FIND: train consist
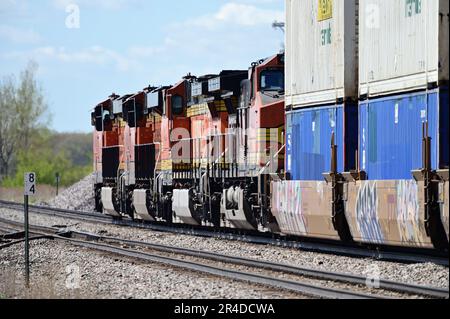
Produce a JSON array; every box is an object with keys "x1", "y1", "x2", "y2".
[{"x1": 92, "y1": 0, "x2": 449, "y2": 251}]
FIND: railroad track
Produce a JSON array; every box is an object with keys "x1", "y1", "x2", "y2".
[
  {"x1": 0, "y1": 215, "x2": 448, "y2": 299},
  {"x1": 0, "y1": 217, "x2": 377, "y2": 299},
  {"x1": 0, "y1": 200, "x2": 448, "y2": 266}
]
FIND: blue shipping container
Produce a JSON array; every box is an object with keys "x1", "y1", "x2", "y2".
[
  {"x1": 359, "y1": 87, "x2": 449, "y2": 180},
  {"x1": 286, "y1": 103, "x2": 358, "y2": 181}
]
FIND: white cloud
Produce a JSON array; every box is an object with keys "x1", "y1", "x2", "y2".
[
  {"x1": 0, "y1": 25, "x2": 41, "y2": 44},
  {"x1": 1, "y1": 1, "x2": 284, "y2": 88},
  {"x1": 184, "y1": 2, "x2": 284, "y2": 29}
]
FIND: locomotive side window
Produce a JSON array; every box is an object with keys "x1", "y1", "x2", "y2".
[
  {"x1": 125, "y1": 99, "x2": 136, "y2": 127},
  {"x1": 103, "y1": 110, "x2": 111, "y2": 122},
  {"x1": 100, "y1": 108, "x2": 113, "y2": 131},
  {"x1": 94, "y1": 106, "x2": 103, "y2": 131},
  {"x1": 260, "y1": 69, "x2": 284, "y2": 91},
  {"x1": 171, "y1": 95, "x2": 184, "y2": 116}
]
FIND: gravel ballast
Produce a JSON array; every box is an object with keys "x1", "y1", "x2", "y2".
[
  {"x1": 0, "y1": 239, "x2": 307, "y2": 299},
  {"x1": 40, "y1": 174, "x2": 95, "y2": 212},
  {"x1": 2, "y1": 175, "x2": 448, "y2": 297},
  {"x1": 0, "y1": 207, "x2": 448, "y2": 291}
]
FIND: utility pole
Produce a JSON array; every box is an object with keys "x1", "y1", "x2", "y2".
[
  {"x1": 272, "y1": 21, "x2": 285, "y2": 52},
  {"x1": 272, "y1": 21, "x2": 285, "y2": 34},
  {"x1": 55, "y1": 172, "x2": 60, "y2": 196}
]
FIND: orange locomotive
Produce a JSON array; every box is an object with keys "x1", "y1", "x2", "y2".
[
  {"x1": 171, "y1": 55, "x2": 285, "y2": 229},
  {"x1": 91, "y1": 93, "x2": 129, "y2": 215},
  {"x1": 92, "y1": 54, "x2": 285, "y2": 231}
]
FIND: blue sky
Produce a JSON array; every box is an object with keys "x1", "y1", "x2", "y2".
[{"x1": 0, "y1": 0, "x2": 284, "y2": 132}]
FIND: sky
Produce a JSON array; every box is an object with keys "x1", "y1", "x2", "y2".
[{"x1": 0, "y1": 0, "x2": 285, "y2": 133}]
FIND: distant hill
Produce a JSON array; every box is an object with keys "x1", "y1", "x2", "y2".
[
  {"x1": 1, "y1": 130, "x2": 93, "y2": 187},
  {"x1": 49, "y1": 132, "x2": 92, "y2": 166}
]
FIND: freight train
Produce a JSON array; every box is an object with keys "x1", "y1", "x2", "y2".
[{"x1": 91, "y1": 0, "x2": 449, "y2": 251}]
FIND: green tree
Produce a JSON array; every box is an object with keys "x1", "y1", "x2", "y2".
[
  {"x1": 0, "y1": 61, "x2": 49, "y2": 181},
  {"x1": 2, "y1": 129, "x2": 92, "y2": 187}
]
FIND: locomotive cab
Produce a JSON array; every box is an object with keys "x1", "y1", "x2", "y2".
[
  {"x1": 100, "y1": 95, "x2": 129, "y2": 217},
  {"x1": 220, "y1": 54, "x2": 285, "y2": 231},
  {"x1": 91, "y1": 93, "x2": 125, "y2": 216},
  {"x1": 129, "y1": 86, "x2": 169, "y2": 221}
]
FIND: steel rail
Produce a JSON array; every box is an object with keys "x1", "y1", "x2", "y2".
[
  {"x1": 56, "y1": 234, "x2": 379, "y2": 299},
  {"x1": 0, "y1": 199, "x2": 448, "y2": 267},
  {"x1": 0, "y1": 216, "x2": 447, "y2": 299},
  {"x1": 0, "y1": 236, "x2": 52, "y2": 250},
  {"x1": 83, "y1": 232, "x2": 450, "y2": 299},
  {"x1": 0, "y1": 222, "x2": 54, "y2": 249},
  {"x1": 0, "y1": 217, "x2": 378, "y2": 299}
]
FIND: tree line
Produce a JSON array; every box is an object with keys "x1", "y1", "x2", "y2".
[{"x1": 0, "y1": 62, "x2": 92, "y2": 187}]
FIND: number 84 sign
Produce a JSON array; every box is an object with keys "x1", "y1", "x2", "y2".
[{"x1": 24, "y1": 172, "x2": 36, "y2": 196}]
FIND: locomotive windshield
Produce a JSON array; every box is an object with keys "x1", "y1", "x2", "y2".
[
  {"x1": 171, "y1": 95, "x2": 184, "y2": 116},
  {"x1": 260, "y1": 69, "x2": 284, "y2": 91}
]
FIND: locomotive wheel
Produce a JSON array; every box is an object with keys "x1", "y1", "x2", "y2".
[{"x1": 94, "y1": 185, "x2": 103, "y2": 213}]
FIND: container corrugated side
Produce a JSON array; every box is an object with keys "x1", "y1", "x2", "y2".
[
  {"x1": 359, "y1": 0, "x2": 449, "y2": 98},
  {"x1": 359, "y1": 88, "x2": 448, "y2": 180},
  {"x1": 285, "y1": 0, "x2": 359, "y2": 108},
  {"x1": 286, "y1": 103, "x2": 358, "y2": 181}
]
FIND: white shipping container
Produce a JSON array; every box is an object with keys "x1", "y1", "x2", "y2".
[
  {"x1": 359, "y1": 0, "x2": 449, "y2": 97},
  {"x1": 285, "y1": 0, "x2": 359, "y2": 108}
]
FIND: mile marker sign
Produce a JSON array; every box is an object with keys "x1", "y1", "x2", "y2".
[
  {"x1": 24, "y1": 172, "x2": 36, "y2": 196},
  {"x1": 23, "y1": 172, "x2": 35, "y2": 287}
]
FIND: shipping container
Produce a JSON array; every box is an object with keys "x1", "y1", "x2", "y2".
[
  {"x1": 359, "y1": 87, "x2": 449, "y2": 180},
  {"x1": 286, "y1": 103, "x2": 358, "y2": 180},
  {"x1": 359, "y1": 0, "x2": 449, "y2": 98},
  {"x1": 285, "y1": 0, "x2": 359, "y2": 108}
]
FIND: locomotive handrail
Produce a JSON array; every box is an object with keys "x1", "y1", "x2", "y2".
[
  {"x1": 258, "y1": 143, "x2": 286, "y2": 176},
  {"x1": 153, "y1": 142, "x2": 162, "y2": 197}
]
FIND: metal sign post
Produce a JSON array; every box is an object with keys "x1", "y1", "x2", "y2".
[
  {"x1": 24, "y1": 172, "x2": 36, "y2": 288},
  {"x1": 55, "y1": 172, "x2": 60, "y2": 196}
]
